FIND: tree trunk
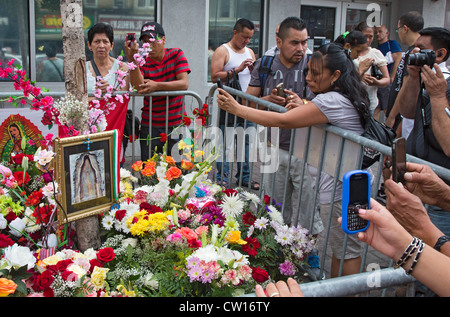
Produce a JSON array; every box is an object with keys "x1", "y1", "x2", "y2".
[{"x1": 60, "y1": 0, "x2": 101, "y2": 252}]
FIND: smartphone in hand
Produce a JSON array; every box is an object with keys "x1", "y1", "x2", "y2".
[
  {"x1": 392, "y1": 137, "x2": 407, "y2": 185},
  {"x1": 126, "y1": 33, "x2": 135, "y2": 47},
  {"x1": 342, "y1": 170, "x2": 371, "y2": 234}
]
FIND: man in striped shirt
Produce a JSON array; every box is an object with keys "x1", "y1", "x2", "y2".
[{"x1": 125, "y1": 22, "x2": 191, "y2": 161}]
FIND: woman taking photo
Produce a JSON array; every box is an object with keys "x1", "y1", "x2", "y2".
[
  {"x1": 217, "y1": 42, "x2": 370, "y2": 278},
  {"x1": 85, "y1": 22, "x2": 130, "y2": 162}
]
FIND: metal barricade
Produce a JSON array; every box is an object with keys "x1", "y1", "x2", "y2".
[
  {"x1": 206, "y1": 84, "x2": 450, "y2": 297},
  {"x1": 0, "y1": 90, "x2": 204, "y2": 166}
]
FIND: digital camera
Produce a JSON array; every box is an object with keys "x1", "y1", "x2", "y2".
[
  {"x1": 371, "y1": 62, "x2": 383, "y2": 80},
  {"x1": 407, "y1": 49, "x2": 436, "y2": 67}
]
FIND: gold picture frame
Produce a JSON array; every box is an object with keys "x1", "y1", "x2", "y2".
[{"x1": 54, "y1": 130, "x2": 120, "y2": 225}]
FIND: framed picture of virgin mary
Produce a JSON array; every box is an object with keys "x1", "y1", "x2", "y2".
[{"x1": 54, "y1": 130, "x2": 120, "y2": 225}]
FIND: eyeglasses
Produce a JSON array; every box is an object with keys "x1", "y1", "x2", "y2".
[{"x1": 395, "y1": 25, "x2": 404, "y2": 33}]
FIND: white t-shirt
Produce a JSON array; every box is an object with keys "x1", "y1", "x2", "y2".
[
  {"x1": 307, "y1": 91, "x2": 365, "y2": 204},
  {"x1": 222, "y1": 44, "x2": 253, "y2": 92},
  {"x1": 353, "y1": 47, "x2": 388, "y2": 111}
]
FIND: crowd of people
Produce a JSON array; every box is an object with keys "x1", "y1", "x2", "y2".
[{"x1": 80, "y1": 11, "x2": 449, "y2": 297}]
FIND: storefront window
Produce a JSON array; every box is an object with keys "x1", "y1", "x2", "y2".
[
  {"x1": 0, "y1": 0, "x2": 29, "y2": 81},
  {"x1": 208, "y1": 0, "x2": 263, "y2": 82},
  {"x1": 301, "y1": 5, "x2": 336, "y2": 52},
  {"x1": 34, "y1": 0, "x2": 156, "y2": 82}
]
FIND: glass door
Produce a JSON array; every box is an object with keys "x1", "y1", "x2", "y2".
[
  {"x1": 341, "y1": 1, "x2": 391, "y2": 32},
  {"x1": 300, "y1": 0, "x2": 341, "y2": 52}
]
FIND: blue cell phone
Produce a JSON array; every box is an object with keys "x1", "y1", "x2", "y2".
[{"x1": 342, "y1": 170, "x2": 370, "y2": 234}]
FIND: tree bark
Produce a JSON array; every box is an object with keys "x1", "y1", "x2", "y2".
[{"x1": 60, "y1": 0, "x2": 101, "y2": 252}]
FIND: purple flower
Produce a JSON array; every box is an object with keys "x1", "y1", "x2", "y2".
[{"x1": 279, "y1": 260, "x2": 296, "y2": 276}]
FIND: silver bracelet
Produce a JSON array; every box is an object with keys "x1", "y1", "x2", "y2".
[
  {"x1": 394, "y1": 237, "x2": 420, "y2": 269},
  {"x1": 406, "y1": 240, "x2": 424, "y2": 275}
]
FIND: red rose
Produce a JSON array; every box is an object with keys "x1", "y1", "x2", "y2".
[
  {"x1": 0, "y1": 233, "x2": 15, "y2": 248},
  {"x1": 114, "y1": 209, "x2": 127, "y2": 221},
  {"x1": 97, "y1": 247, "x2": 115, "y2": 263},
  {"x1": 252, "y1": 266, "x2": 269, "y2": 283},
  {"x1": 32, "y1": 270, "x2": 55, "y2": 292},
  {"x1": 160, "y1": 133, "x2": 167, "y2": 143},
  {"x1": 61, "y1": 270, "x2": 78, "y2": 282},
  {"x1": 263, "y1": 195, "x2": 271, "y2": 205},
  {"x1": 13, "y1": 171, "x2": 30, "y2": 186},
  {"x1": 43, "y1": 287, "x2": 55, "y2": 297},
  {"x1": 89, "y1": 259, "x2": 103, "y2": 272},
  {"x1": 222, "y1": 188, "x2": 238, "y2": 197},
  {"x1": 56, "y1": 259, "x2": 73, "y2": 272}
]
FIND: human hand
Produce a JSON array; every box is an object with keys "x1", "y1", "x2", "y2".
[
  {"x1": 402, "y1": 162, "x2": 450, "y2": 208},
  {"x1": 255, "y1": 278, "x2": 304, "y2": 297},
  {"x1": 384, "y1": 179, "x2": 435, "y2": 240},
  {"x1": 351, "y1": 198, "x2": 413, "y2": 262},
  {"x1": 138, "y1": 79, "x2": 157, "y2": 94},
  {"x1": 263, "y1": 88, "x2": 287, "y2": 106},
  {"x1": 124, "y1": 40, "x2": 139, "y2": 61},
  {"x1": 237, "y1": 58, "x2": 254, "y2": 73},
  {"x1": 361, "y1": 73, "x2": 376, "y2": 86},
  {"x1": 359, "y1": 58, "x2": 374, "y2": 74},
  {"x1": 421, "y1": 64, "x2": 448, "y2": 99},
  {"x1": 217, "y1": 88, "x2": 240, "y2": 115},
  {"x1": 285, "y1": 90, "x2": 303, "y2": 111},
  {"x1": 96, "y1": 79, "x2": 111, "y2": 94}
]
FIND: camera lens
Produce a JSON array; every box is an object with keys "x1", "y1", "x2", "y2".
[{"x1": 407, "y1": 49, "x2": 436, "y2": 67}]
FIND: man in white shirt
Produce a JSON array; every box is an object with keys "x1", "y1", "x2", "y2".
[{"x1": 210, "y1": 18, "x2": 258, "y2": 189}]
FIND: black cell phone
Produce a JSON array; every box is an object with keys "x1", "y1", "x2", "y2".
[
  {"x1": 342, "y1": 170, "x2": 371, "y2": 234},
  {"x1": 217, "y1": 78, "x2": 223, "y2": 89},
  {"x1": 276, "y1": 82, "x2": 286, "y2": 98},
  {"x1": 392, "y1": 137, "x2": 407, "y2": 184},
  {"x1": 126, "y1": 33, "x2": 135, "y2": 46}
]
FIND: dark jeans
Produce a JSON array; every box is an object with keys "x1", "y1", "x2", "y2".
[
  {"x1": 140, "y1": 124, "x2": 179, "y2": 162},
  {"x1": 216, "y1": 122, "x2": 254, "y2": 185}
]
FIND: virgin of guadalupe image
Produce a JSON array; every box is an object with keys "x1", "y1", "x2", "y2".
[
  {"x1": 0, "y1": 114, "x2": 42, "y2": 162},
  {"x1": 70, "y1": 150, "x2": 106, "y2": 204}
]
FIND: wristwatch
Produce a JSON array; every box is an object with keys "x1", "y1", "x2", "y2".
[{"x1": 434, "y1": 235, "x2": 450, "y2": 251}]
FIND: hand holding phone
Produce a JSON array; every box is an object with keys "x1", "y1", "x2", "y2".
[
  {"x1": 126, "y1": 33, "x2": 135, "y2": 47},
  {"x1": 276, "y1": 83, "x2": 286, "y2": 98},
  {"x1": 392, "y1": 137, "x2": 406, "y2": 184},
  {"x1": 342, "y1": 170, "x2": 371, "y2": 234}
]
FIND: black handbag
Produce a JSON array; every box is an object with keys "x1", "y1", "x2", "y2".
[
  {"x1": 361, "y1": 114, "x2": 397, "y2": 169},
  {"x1": 219, "y1": 69, "x2": 245, "y2": 125}
]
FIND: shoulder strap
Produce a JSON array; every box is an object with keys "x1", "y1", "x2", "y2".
[
  {"x1": 258, "y1": 55, "x2": 275, "y2": 90},
  {"x1": 90, "y1": 60, "x2": 102, "y2": 79}
]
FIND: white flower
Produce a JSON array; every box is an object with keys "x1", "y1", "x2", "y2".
[
  {"x1": 8, "y1": 218, "x2": 25, "y2": 237},
  {"x1": 267, "y1": 205, "x2": 284, "y2": 224},
  {"x1": 242, "y1": 191, "x2": 260, "y2": 207},
  {"x1": 122, "y1": 238, "x2": 138, "y2": 249},
  {"x1": 219, "y1": 194, "x2": 244, "y2": 219},
  {"x1": 143, "y1": 272, "x2": 159, "y2": 289},
  {"x1": 254, "y1": 217, "x2": 269, "y2": 230},
  {"x1": 0, "y1": 214, "x2": 7, "y2": 230},
  {"x1": 102, "y1": 214, "x2": 115, "y2": 230},
  {"x1": 83, "y1": 248, "x2": 98, "y2": 260},
  {"x1": 34, "y1": 148, "x2": 56, "y2": 166},
  {"x1": 4, "y1": 244, "x2": 37, "y2": 270}
]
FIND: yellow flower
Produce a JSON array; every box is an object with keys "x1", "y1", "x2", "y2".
[
  {"x1": 90, "y1": 266, "x2": 110, "y2": 289},
  {"x1": 225, "y1": 231, "x2": 247, "y2": 245},
  {"x1": 42, "y1": 254, "x2": 63, "y2": 266},
  {"x1": 0, "y1": 278, "x2": 17, "y2": 297}
]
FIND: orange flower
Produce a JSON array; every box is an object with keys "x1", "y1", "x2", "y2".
[
  {"x1": 166, "y1": 166, "x2": 182, "y2": 181},
  {"x1": 181, "y1": 159, "x2": 194, "y2": 170},
  {"x1": 131, "y1": 161, "x2": 144, "y2": 171},
  {"x1": 0, "y1": 278, "x2": 17, "y2": 297},
  {"x1": 141, "y1": 165, "x2": 156, "y2": 177},
  {"x1": 165, "y1": 155, "x2": 176, "y2": 166}
]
